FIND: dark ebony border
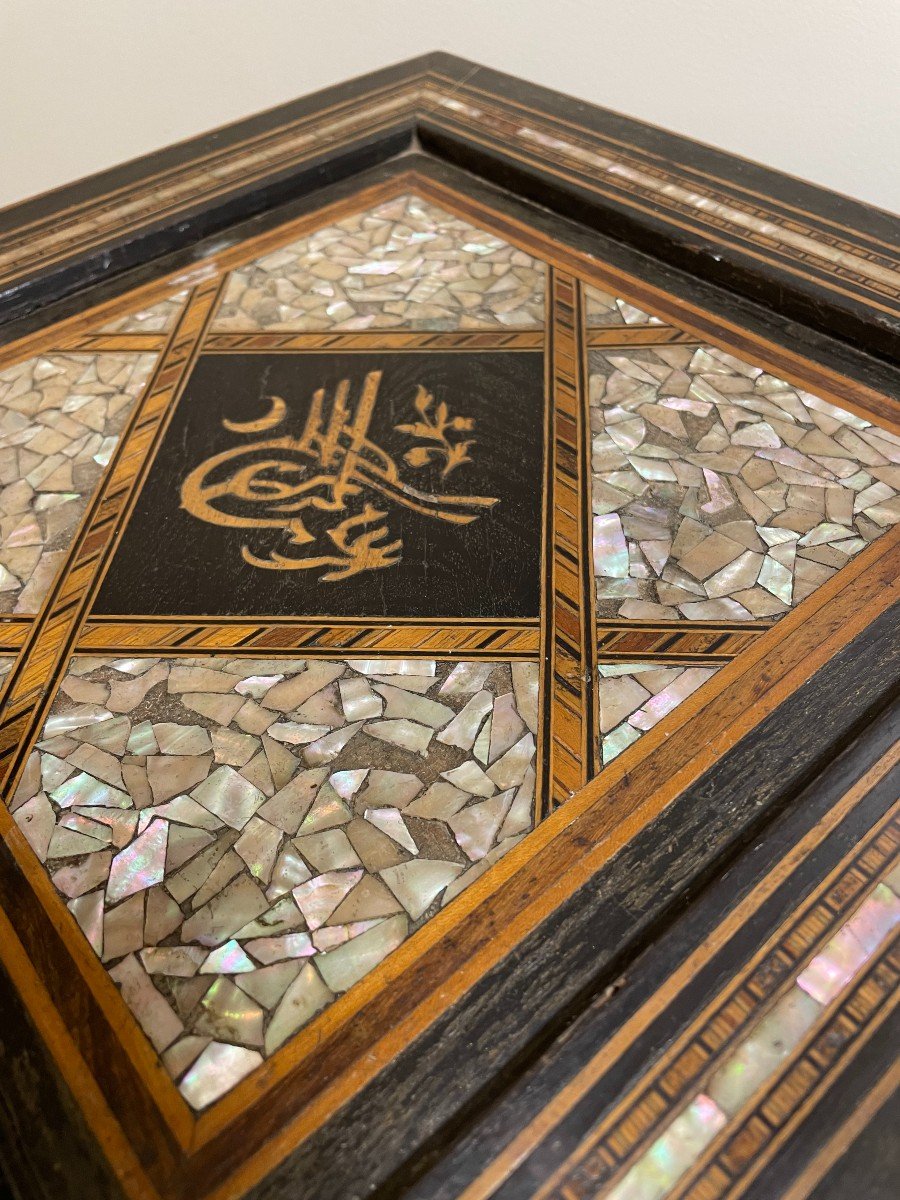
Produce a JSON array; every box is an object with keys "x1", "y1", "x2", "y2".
[
  {"x1": 0, "y1": 53, "x2": 898, "y2": 362},
  {"x1": 0, "y1": 955, "x2": 123, "y2": 1200},
  {"x1": 746, "y1": 1014, "x2": 899, "y2": 1200}
]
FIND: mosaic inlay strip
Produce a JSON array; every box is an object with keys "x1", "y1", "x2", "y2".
[
  {"x1": 584, "y1": 284, "x2": 664, "y2": 329},
  {"x1": 423, "y1": 88, "x2": 900, "y2": 307},
  {"x1": 598, "y1": 662, "x2": 722, "y2": 765},
  {"x1": 595, "y1": 622, "x2": 767, "y2": 662},
  {"x1": 589, "y1": 344, "x2": 900, "y2": 620},
  {"x1": 597, "y1": 879, "x2": 900, "y2": 1200},
  {"x1": 97, "y1": 291, "x2": 189, "y2": 334},
  {"x1": 10, "y1": 655, "x2": 538, "y2": 1109},
  {"x1": 545, "y1": 272, "x2": 596, "y2": 804},
  {"x1": 76, "y1": 619, "x2": 541, "y2": 657},
  {"x1": 211, "y1": 194, "x2": 546, "y2": 333},
  {"x1": 535, "y1": 811, "x2": 900, "y2": 1200},
  {"x1": 0, "y1": 352, "x2": 158, "y2": 613},
  {"x1": 0, "y1": 87, "x2": 422, "y2": 285}
]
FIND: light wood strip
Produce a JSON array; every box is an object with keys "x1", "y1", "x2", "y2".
[
  {"x1": 545, "y1": 271, "x2": 596, "y2": 804},
  {"x1": 52, "y1": 332, "x2": 169, "y2": 354},
  {"x1": 75, "y1": 620, "x2": 541, "y2": 656},
  {"x1": 0, "y1": 279, "x2": 224, "y2": 791},
  {"x1": 202, "y1": 329, "x2": 544, "y2": 353},
  {"x1": 596, "y1": 621, "x2": 773, "y2": 661},
  {"x1": 585, "y1": 326, "x2": 698, "y2": 347},
  {"x1": 0, "y1": 619, "x2": 32, "y2": 651}
]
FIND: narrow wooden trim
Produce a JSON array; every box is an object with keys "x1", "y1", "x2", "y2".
[
  {"x1": 529, "y1": 808, "x2": 900, "y2": 1199},
  {"x1": 201, "y1": 329, "x2": 544, "y2": 353},
  {"x1": 544, "y1": 271, "x2": 596, "y2": 804},
  {"x1": 74, "y1": 620, "x2": 541, "y2": 656},
  {"x1": 50, "y1": 332, "x2": 171, "y2": 354},
  {"x1": 0, "y1": 278, "x2": 225, "y2": 793},
  {"x1": 0, "y1": 618, "x2": 32, "y2": 651},
  {"x1": 776, "y1": 1063, "x2": 900, "y2": 1200},
  {"x1": 585, "y1": 326, "x2": 697, "y2": 346},
  {"x1": 596, "y1": 622, "x2": 772, "y2": 662}
]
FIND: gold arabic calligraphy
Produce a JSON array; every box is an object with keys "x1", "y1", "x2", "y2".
[{"x1": 179, "y1": 370, "x2": 498, "y2": 581}]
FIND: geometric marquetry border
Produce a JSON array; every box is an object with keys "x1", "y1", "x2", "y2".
[
  {"x1": 440, "y1": 734, "x2": 900, "y2": 1200},
  {"x1": 2, "y1": 55, "x2": 898, "y2": 363},
  {"x1": 535, "y1": 803, "x2": 900, "y2": 1200}
]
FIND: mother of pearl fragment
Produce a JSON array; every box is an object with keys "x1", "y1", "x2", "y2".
[
  {"x1": 437, "y1": 690, "x2": 492, "y2": 750},
  {"x1": 180, "y1": 1042, "x2": 263, "y2": 1109},
  {"x1": 107, "y1": 818, "x2": 168, "y2": 904},
  {"x1": 365, "y1": 719, "x2": 433, "y2": 756}
]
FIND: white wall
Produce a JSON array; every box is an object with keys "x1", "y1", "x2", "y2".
[{"x1": 2, "y1": 0, "x2": 898, "y2": 214}]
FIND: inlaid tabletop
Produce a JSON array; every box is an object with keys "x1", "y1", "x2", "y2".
[{"x1": 0, "y1": 148, "x2": 897, "y2": 1200}]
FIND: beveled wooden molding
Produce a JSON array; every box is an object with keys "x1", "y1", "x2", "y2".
[
  {"x1": 1, "y1": 55, "x2": 897, "y2": 360},
  {"x1": 528, "y1": 806, "x2": 899, "y2": 1200}
]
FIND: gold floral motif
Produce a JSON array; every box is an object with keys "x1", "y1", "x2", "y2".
[
  {"x1": 395, "y1": 386, "x2": 475, "y2": 478},
  {"x1": 180, "y1": 371, "x2": 496, "y2": 582}
]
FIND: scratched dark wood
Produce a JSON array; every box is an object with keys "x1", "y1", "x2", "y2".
[
  {"x1": 743, "y1": 1017, "x2": 899, "y2": 1200},
  {"x1": 800, "y1": 1062, "x2": 899, "y2": 1200},
  {"x1": 0, "y1": 820, "x2": 185, "y2": 1188},
  {"x1": 0, "y1": 955, "x2": 124, "y2": 1200}
]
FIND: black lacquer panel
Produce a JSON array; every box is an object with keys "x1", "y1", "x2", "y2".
[{"x1": 96, "y1": 350, "x2": 545, "y2": 618}]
